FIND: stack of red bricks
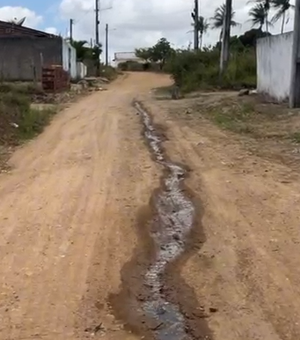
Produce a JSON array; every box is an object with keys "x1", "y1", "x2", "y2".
[{"x1": 42, "y1": 65, "x2": 70, "y2": 92}]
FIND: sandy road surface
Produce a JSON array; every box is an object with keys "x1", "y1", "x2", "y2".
[
  {"x1": 0, "y1": 73, "x2": 165, "y2": 340},
  {"x1": 145, "y1": 96, "x2": 300, "y2": 340},
  {"x1": 2, "y1": 72, "x2": 300, "y2": 340}
]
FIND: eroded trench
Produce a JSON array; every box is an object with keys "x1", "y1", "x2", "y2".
[
  {"x1": 110, "y1": 101, "x2": 211, "y2": 340},
  {"x1": 133, "y1": 101, "x2": 200, "y2": 340}
]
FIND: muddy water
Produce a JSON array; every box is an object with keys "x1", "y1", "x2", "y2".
[{"x1": 134, "y1": 101, "x2": 194, "y2": 340}]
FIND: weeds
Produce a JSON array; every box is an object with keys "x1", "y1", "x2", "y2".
[
  {"x1": 291, "y1": 132, "x2": 300, "y2": 144},
  {"x1": 201, "y1": 99, "x2": 257, "y2": 134},
  {"x1": 0, "y1": 91, "x2": 57, "y2": 145},
  {"x1": 165, "y1": 48, "x2": 256, "y2": 93}
]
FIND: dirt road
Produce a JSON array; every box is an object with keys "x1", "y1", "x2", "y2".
[{"x1": 1, "y1": 73, "x2": 300, "y2": 340}]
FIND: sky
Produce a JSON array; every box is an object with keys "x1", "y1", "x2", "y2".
[{"x1": 0, "y1": 0, "x2": 296, "y2": 62}]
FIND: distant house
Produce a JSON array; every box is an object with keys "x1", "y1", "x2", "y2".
[
  {"x1": 0, "y1": 21, "x2": 80, "y2": 81},
  {"x1": 113, "y1": 52, "x2": 144, "y2": 68}
]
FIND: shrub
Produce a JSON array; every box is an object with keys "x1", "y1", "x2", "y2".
[
  {"x1": 100, "y1": 65, "x2": 118, "y2": 81},
  {"x1": 165, "y1": 48, "x2": 256, "y2": 92}
]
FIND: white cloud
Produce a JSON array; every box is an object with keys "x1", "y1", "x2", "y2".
[
  {"x1": 0, "y1": 6, "x2": 43, "y2": 28},
  {"x1": 58, "y1": 0, "x2": 296, "y2": 61},
  {"x1": 45, "y1": 26, "x2": 58, "y2": 35}
]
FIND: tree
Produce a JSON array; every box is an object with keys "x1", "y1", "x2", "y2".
[
  {"x1": 248, "y1": 3, "x2": 271, "y2": 31},
  {"x1": 238, "y1": 28, "x2": 271, "y2": 46},
  {"x1": 71, "y1": 40, "x2": 102, "y2": 64},
  {"x1": 150, "y1": 38, "x2": 174, "y2": 69},
  {"x1": 71, "y1": 40, "x2": 89, "y2": 61},
  {"x1": 135, "y1": 48, "x2": 152, "y2": 62},
  {"x1": 248, "y1": 0, "x2": 271, "y2": 32},
  {"x1": 210, "y1": 3, "x2": 239, "y2": 42},
  {"x1": 271, "y1": 0, "x2": 295, "y2": 33},
  {"x1": 196, "y1": 16, "x2": 210, "y2": 49}
]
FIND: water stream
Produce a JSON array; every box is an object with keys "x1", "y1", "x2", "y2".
[{"x1": 134, "y1": 101, "x2": 195, "y2": 340}]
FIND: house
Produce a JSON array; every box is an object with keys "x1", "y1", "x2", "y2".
[
  {"x1": 113, "y1": 52, "x2": 144, "y2": 68},
  {"x1": 0, "y1": 21, "x2": 81, "y2": 81}
]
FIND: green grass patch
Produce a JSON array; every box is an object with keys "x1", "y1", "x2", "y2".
[
  {"x1": 290, "y1": 132, "x2": 300, "y2": 144},
  {"x1": 203, "y1": 100, "x2": 256, "y2": 134},
  {"x1": 0, "y1": 91, "x2": 57, "y2": 145}
]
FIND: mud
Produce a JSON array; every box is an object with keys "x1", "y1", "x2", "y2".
[{"x1": 110, "y1": 101, "x2": 212, "y2": 340}]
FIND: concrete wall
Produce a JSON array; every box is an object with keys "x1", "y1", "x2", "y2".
[
  {"x1": 62, "y1": 39, "x2": 77, "y2": 79},
  {"x1": 0, "y1": 36, "x2": 63, "y2": 81},
  {"x1": 76, "y1": 62, "x2": 87, "y2": 79},
  {"x1": 257, "y1": 32, "x2": 293, "y2": 101}
]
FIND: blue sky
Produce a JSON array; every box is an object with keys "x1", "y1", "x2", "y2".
[{"x1": 0, "y1": 0, "x2": 66, "y2": 33}]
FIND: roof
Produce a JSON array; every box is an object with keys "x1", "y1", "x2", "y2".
[{"x1": 0, "y1": 20, "x2": 58, "y2": 38}]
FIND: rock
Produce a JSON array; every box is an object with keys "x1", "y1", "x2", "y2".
[
  {"x1": 171, "y1": 86, "x2": 180, "y2": 100},
  {"x1": 209, "y1": 307, "x2": 218, "y2": 313},
  {"x1": 99, "y1": 77, "x2": 109, "y2": 83},
  {"x1": 173, "y1": 233, "x2": 181, "y2": 241},
  {"x1": 238, "y1": 89, "x2": 250, "y2": 96},
  {"x1": 249, "y1": 89, "x2": 258, "y2": 95}
]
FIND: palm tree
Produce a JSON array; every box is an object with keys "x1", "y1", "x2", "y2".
[
  {"x1": 248, "y1": 0, "x2": 271, "y2": 32},
  {"x1": 197, "y1": 16, "x2": 210, "y2": 50},
  {"x1": 271, "y1": 0, "x2": 295, "y2": 33},
  {"x1": 71, "y1": 40, "x2": 102, "y2": 63},
  {"x1": 249, "y1": 3, "x2": 271, "y2": 31},
  {"x1": 210, "y1": 4, "x2": 239, "y2": 42}
]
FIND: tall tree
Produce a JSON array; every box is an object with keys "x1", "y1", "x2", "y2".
[
  {"x1": 210, "y1": 4, "x2": 239, "y2": 42},
  {"x1": 248, "y1": 3, "x2": 271, "y2": 30},
  {"x1": 196, "y1": 16, "x2": 210, "y2": 49},
  {"x1": 249, "y1": 0, "x2": 271, "y2": 32},
  {"x1": 271, "y1": 0, "x2": 295, "y2": 33}
]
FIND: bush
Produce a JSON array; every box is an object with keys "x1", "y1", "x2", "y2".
[
  {"x1": 100, "y1": 65, "x2": 118, "y2": 81},
  {"x1": 118, "y1": 61, "x2": 145, "y2": 72},
  {"x1": 165, "y1": 48, "x2": 256, "y2": 92}
]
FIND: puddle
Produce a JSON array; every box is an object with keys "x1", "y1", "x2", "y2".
[{"x1": 134, "y1": 101, "x2": 195, "y2": 340}]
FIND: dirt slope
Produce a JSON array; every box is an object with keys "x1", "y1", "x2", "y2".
[{"x1": 0, "y1": 73, "x2": 165, "y2": 340}]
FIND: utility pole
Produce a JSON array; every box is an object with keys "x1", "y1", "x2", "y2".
[
  {"x1": 95, "y1": 0, "x2": 100, "y2": 76},
  {"x1": 69, "y1": 18, "x2": 73, "y2": 43},
  {"x1": 105, "y1": 23, "x2": 109, "y2": 66},
  {"x1": 95, "y1": 0, "x2": 100, "y2": 46},
  {"x1": 191, "y1": 0, "x2": 199, "y2": 50},
  {"x1": 289, "y1": 0, "x2": 300, "y2": 107},
  {"x1": 219, "y1": 0, "x2": 232, "y2": 80}
]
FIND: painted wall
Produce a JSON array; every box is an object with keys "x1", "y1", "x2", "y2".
[
  {"x1": 257, "y1": 32, "x2": 293, "y2": 102},
  {"x1": 0, "y1": 36, "x2": 62, "y2": 80},
  {"x1": 62, "y1": 39, "x2": 77, "y2": 79},
  {"x1": 76, "y1": 62, "x2": 87, "y2": 79}
]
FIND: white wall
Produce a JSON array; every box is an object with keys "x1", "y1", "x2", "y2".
[
  {"x1": 257, "y1": 32, "x2": 293, "y2": 102},
  {"x1": 76, "y1": 62, "x2": 87, "y2": 79},
  {"x1": 62, "y1": 39, "x2": 77, "y2": 79}
]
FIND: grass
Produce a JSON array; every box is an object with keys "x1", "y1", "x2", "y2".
[
  {"x1": 205, "y1": 100, "x2": 256, "y2": 134},
  {"x1": 166, "y1": 49, "x2": 257, "y2": 93},
  {"x1": 0, "y1": 90, "x2": 57, "y2": 145},
  {"x1": 290, "y1": 132, "x2": 300, "y2": 144},
  {"x1": 18, "y1": 107, "x2": 57, "y2": 140}
]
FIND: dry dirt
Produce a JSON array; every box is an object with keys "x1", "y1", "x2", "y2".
[{"x1": 1, "y1": 72, "x2": 300, "y2": 340}]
